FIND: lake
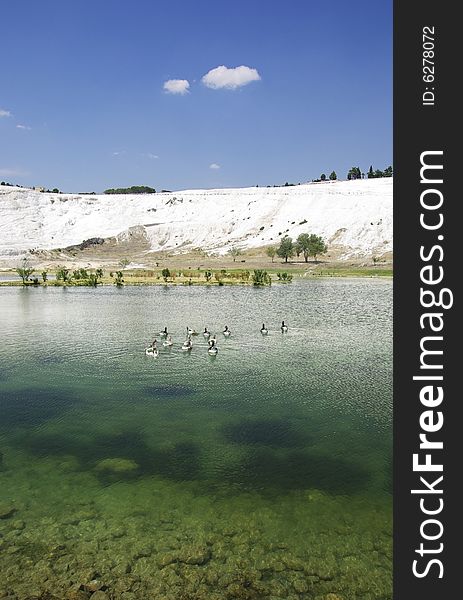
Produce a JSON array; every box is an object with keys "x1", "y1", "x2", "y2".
[{"x1": 0, "y1": 279, "x2": 392, "y2": 600}]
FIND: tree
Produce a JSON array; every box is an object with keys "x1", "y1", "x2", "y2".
[
  {"x1": 114, "y1": 271, "x2": 124, "y2": 286},
  {"x1": 295, "y1": 233, "x2": 312, "y2": 262},
  {"x1": 320, "y1": 173, "x2": 326, "y2": 181},
  {"x1": 56, "y1": 266, "x2": 71, "y2": 282},
  {"x1": 277, "y1": 236, "x2": 294, "y2": 263},
  {"x1": 228, "y1": 247, "x2": 243, "y2": 262},
  {"x1": 368, "y1": 165, "x2": 374, "y2": 178},
  {"x1": 374, "y1": 169, "x2": 384, "y2": 178},
  {"x1": 119, "y1": 258, "x2": 130, "y2": 269},
  {"x1": 95, "y1": 268, "x2": 104, "y2": 281},
  {"x1": 16, "y1": 257, "x2": 34, "y2": 285},
  {"x1": 266, "y1": 246, "x2": 277, "y2": 262},
  {"x1": 52, "y1": 188, "x2": 60, "y2": 193},
  {"x1": 204, "y1": 270, "x2": 212, "y2": 282},
  {"x1": 161, "y1": 268, "x2": 170, "y2": 282},
  {"x1": 384, "y1": 165, "x2": 393, "y2": 177},
  {"x1": 41, "y1": 270, "x2": 48, "y2": 282},
  {"x1": 347, "y1": 167, "x2": 361, "y2": 180},
  {"x1": 307, "y1": 234, "x2": 328, "y2": 261},
  {"x1": 88, "y1": 273, "x2": 98, "y2": 287},
  {"x1": 329, "y1": 171, "x2": 337, "y2": 180}
]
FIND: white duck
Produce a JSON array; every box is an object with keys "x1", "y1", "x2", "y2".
[
  {"x1": 261, "y1": 323, "x2": 269, "y2": 335},
  {"x1": 223, "y1": 325, "x2": 231, "y2": 337},
  {"x1": 181, "y1": 336, "x2": 193, "y2": 351},
  {"x1": 281, "y1": 321, "x2": 288, "y2": 333},
  {"x1": 163, "y1": 335, "x2": 173, "y2": 347}
]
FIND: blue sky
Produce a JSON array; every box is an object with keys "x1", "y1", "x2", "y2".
[{"x1": 0, "y1": 0, "x2": 392, "y2": 192}]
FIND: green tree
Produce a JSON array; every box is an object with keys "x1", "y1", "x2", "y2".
[
  {"x1": 16, "y1": 257, "x2": 34, "y2": 285},
  {"x1": 119, "y1": 258, "x2": 130, "y2": 269},
  {"x1": 384, "y1": 165, "x2": 393, "y2": 177},
  {"x1": 161, "y1": 268, "x2": 171, "y2": 282},
  {"x1": 320, "y1": 173, "x2": 326, "y2": 181},
  {"x1": 204, "y1": 270, "x2": 212, "y2": 282},
  {"x1": 277, "y1": 236, "x2": 294, "y2": 263},
  {"x1": 87, "y1": 273, "x2": 98, "y2": 287},
  {"x1": 347, "y1": 167, "x2": 361, "y2": 180},
  {"x1": 368, "y1": 165, "x2": 375, "y2": 178},
  {"x1": 374, "y1": 169, "x2": 384, "y2": 178},
  {"x1": 56, "y1": 266, "x2": 71, "y2": 283},
  {"x1": 266, "y1": 246, "x2": 277, "y2": 262},
  {"x1": 228, "y1": 247, "x2": 243, "y2": 262},
  {"x1": 307, "y1": 234, "x2": 328, "y2": 262},
  {"x1": 95, "y1": 268, "x2": 104, "y2": 281},
  {"x1": 329, "y1": 171, "x2": 337, "y2": 180},
  {"x1": 114, "y1": 271, "x2": 124, "y2": 286},
  {"x1": 295, "y1": 233, "x2": 312, "y2": 262},
  {"x1": 41, "y1": 270, "x2": 48, "y2": 283}
]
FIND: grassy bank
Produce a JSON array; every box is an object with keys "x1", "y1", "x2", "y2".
[{"x1": 0, "y1": 264, "x2": 392, "y2": 287}]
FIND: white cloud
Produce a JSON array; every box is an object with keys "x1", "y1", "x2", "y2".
[
  {"x1": 16, "y1": 124, "x2": 31, "y2": 130},
  {"x1": 145, "y1": 153, "x2": 159, "y2": 159},
  {"x1": 163, "y1": 79, "x2": 190, "y2": 95},
  {"x1": 201, "y1": 65, "x2": 261, "y2": 90},
  {"x1": 0, "y1": 108, "x2": 12, "y2": 117},
  {"x1": 112, "y1": 151, "x2": 126, "y2": 156},
  {"x1": 209, "y1": 163, "x2": 221, "y2": 170}
]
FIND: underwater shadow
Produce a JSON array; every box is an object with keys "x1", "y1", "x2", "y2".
[
  {"x1": 222, "y1": 447, "x2": 371, "y2": 496},
  {"x1": 0, "y1": 388, "x2": 78, "y2": 428},
  {"x1": 221, "y1": 418, "x2": 312, "y2": 448},
  {"x1": 20, "y1": 429, "x2": 202, "y2": 484},
  {"x1": 142, "y1": 385, "x2": 197, "y2": 399}
]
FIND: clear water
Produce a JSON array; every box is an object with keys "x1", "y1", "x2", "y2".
[{"x1": 0, "y1": 280, "x2": 392, "y2": 600}]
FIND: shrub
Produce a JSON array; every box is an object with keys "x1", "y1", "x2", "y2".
[{"x1": 252, "y1": 270, "x2": 271, "y2": 286}]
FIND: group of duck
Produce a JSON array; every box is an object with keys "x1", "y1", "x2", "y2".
[{"x1": 145, "y1": 321, "x2": 289, "y2": 358}]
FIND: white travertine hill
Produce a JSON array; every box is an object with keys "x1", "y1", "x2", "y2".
[{"x1": 0, "y1": 178, "x2": 392, "y2": 259}]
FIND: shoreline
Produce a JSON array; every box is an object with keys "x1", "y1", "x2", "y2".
[{"x1": 0, "y1": 270, "x2": 393, "y2": 287}]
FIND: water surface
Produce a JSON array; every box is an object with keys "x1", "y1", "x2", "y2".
[{"x1": 0, "y1": 280, "x2": 392, "y2": 599}]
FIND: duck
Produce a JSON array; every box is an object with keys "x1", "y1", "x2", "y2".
[
  {"x1": 208, "y1": 335, "x2": 217, "y2": 347},
  {"x1": 223, "y1": 325, "x2": 231, "y2": 337},
  {"x1": 281, "y1": 321, "x2": 288, "y2": 333},
  {"x1": 160, "y1": 327, "x2": 168, "y2": 337},
  {"x1": 208, "y1": 345, "x2": 218, "y2": 355},
  {"x1": 162, "y1": 335, "x2": 173, "y2": 347},
  {"x1": 145, "y1": 346, "x2": 159, "y2": 358},
  {"x1": 261, "y1": 323, "x2": 269, "y2": 335},
  {"x1": 186, "y1": 326, "x2": 198, "y2": 336},
  {"x1": 181, "y1": 336, "x2": 193, "y2": 351},
  {"x1": 203, "y1": 327, "x2": 211, "y2": 338}
]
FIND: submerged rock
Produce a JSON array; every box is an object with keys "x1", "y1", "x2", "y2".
[
  {"x1": 88, "y1": 593, "x2": 109, "y2": 600},
  {"x1": 94, "y1": 458, "x2": 139, "y2": 475},
  {"x1": 0, "y1": 503, "x2": 16, "y2": 519}
]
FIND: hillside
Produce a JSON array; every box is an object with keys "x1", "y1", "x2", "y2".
[{"x1": 0, "y1": 178, "x2": 392, "y2": 265}]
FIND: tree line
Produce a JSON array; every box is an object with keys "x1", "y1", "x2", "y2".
[
  {"x1": 104, "y1": 185, "x2": 156, "y2": 194},
  {"x1": 347, "y1": 165, "x2": 393, "y2": 180}
]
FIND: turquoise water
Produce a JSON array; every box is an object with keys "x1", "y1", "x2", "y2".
[{"x1": 0, "y1": 280, "x2": 392, "y2": 600}]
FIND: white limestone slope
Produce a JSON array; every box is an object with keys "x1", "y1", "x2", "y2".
[{"x1": 0, "y1": 178, "x2": 392, "y2": 259}]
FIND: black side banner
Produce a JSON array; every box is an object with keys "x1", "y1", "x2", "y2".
[{"x1": 394, "y1": 1, "x2": 458, "y2": 598}]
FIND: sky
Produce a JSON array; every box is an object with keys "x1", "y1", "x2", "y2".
[{"x1": 0, "y1": 0, "x2": 392, "y2": 193}]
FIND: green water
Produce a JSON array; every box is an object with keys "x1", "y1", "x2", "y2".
[{"x1": 0, "y1": 280, "x2": 392, "y2": 600}]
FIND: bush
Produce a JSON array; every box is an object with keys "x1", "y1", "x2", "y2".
[{"x1": 252, "y1": 270, "x2": 271, "y2": 286}]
